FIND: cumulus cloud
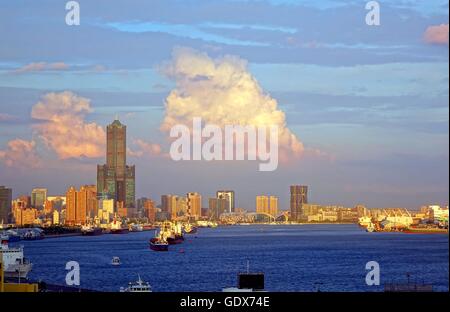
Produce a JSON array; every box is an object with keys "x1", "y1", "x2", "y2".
[
  {"x1": 0, "y1": 139, "x2": 41, "y2": 168},
  {"x1": 424, "y1": 24, "x2": 449, "y2": 45},
  {"x1": 160, "y1": 47, "x2": 304, "y2": 161},
  {"x1": 31, "y1": 91, "x2": 106, "y2": 159},
  {"x1": 13, "y1": 62, "x2": 70, "y2": 73},
  {"x1": 127, "y1": 139, "x2": 162, "y2": 157}
]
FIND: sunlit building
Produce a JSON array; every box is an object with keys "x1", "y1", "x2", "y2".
[
  {"x1": 31, "y1": 188, "x2": 47, "y2": 210},
  {"x1": 65, "y1": 186, "x2": 77, "y2": 225},
  {"x1": 216, "y1": 190, "x2": 235, "y2": 213},
  {"x1": 144, "y1": 199, "x2": 156, "y2": 223},
  {"x1": 187, "y1": 192, "x2": 202, "y2": 219},
  {"x1": 97, "y1": 118, "x2": 135, "y2": 209},
  {"x1": 256, "y1": 195, "x2": 278, "y2": 218}
]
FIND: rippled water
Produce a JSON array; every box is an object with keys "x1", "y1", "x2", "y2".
[{"x1": 16, "y1": 224, "x2": 449, "y2": 292}]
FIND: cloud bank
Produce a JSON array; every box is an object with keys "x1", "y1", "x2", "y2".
[
  {"x1": 424, "y1": 24, "x2": 449, "y2": 45},
  {"x1": 31, "y1": 91, "x2": 106, "y2": 159},
  {"x1": 0, "y1": 139, "x2": 41, "y2": 168},
  {"x1": 13, "y1": 62, "x2": 70, "y2": 73},
  {"x1": 160, "y1": 47, "x2": 304, "y2": 161}
]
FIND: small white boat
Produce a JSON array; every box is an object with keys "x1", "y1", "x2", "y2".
[
  {"x1": 111, "y1": 256, "x2": 121, "y2": 266},
  {"x1": 120, "y1": 275, "x2": 152, "y2": 292}
]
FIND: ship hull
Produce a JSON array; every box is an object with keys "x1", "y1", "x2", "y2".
[
  {"x1": 167, "y1": 235, "x2": 184, "y2": 245},
  {"x1": 111, "y1": 228, "x2": 129, "y2": 234},
  {"x1": 82, "y1": 228, "x2": 103, "y2": 236},
  {"x1": 403, "y1": 228, "x2": 448, "y2": 234},
  {"x1": 149, "y1": 238, "x2": 169, "y2": 251}
]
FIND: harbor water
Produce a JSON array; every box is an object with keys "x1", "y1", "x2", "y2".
[{"x1": 17, "y1": 224, "x2": 449, "y2": 292}]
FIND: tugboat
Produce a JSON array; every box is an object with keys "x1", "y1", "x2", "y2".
[
  {"x1": 120, "y1": 275, "x2": 152, "y2": 292},
  {"x1": 110, "y1": 217, "x2": 129, "y2": 234},
  {"x1": 149, "y1": 228, "x2": 169, "y2": 251},
  {"x1": 167, "y1": 222, "x2": 184, "y2": 245},
  {"x1": 0, "y1": 237, "x2": 33, "y2": 278},
  {"x1": 81, "y1": 224, "x2": 103, "y2": 236}
]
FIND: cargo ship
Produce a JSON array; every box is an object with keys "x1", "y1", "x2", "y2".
[
  {"x1": 0, "y1": 238, "x2": 33, "y2": 279},
  {"x1": 81, "y1": 225, "x2": 103, "y2": 236},
  {"x1": 167, "y1": 222, "x2": 184, "y2": 245},
  {"x1": 149, "y1": 228, "x2": 169, "y2": 251},
  {"x1": 110, "y1": 218, "x2": 129, "y2": 234}
]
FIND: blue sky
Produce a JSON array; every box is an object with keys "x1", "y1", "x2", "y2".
[{"x1": 0, "y1": 0, "x2": 448, "y2": 210}]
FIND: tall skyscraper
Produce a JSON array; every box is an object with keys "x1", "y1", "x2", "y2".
[
  {"x1": 97, "y1": 119, "x2": 135, "y2": 208},
  {"x1": 290, "y1": 185, "x2": 308, "y2": 221},
  {"x1": 216, "y1": 190, "x2": 235, "y2": 213},
  {"x1": 0, "y1": 186, "x2": 12, "y2": 223},
  {"x1": 31, "y1": 188, "x2": 47, "y2": 209},
  {"x1": 187, "y1": 192, "x2": 202, "y2": 219}
]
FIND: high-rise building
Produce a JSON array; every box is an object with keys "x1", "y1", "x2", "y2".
[
  {"x1": 161, "y1": 194, "x2": 182, "y2": 220},
  {"x1": 216, "y1": 190, "x2": 235, "y2": 213},
  {"x1": 31, "y1": 188, "x2": 47, "y2": 209},
  {"x1": 290, "y1": 185, "x2": 308, "y2": 221},
  {"x1": 187, "y1": 192, "x2": 202, "y2": 219},
  {"x1": 98, "y1": 198, "x2": 114, "y2": 222},
  {"x1": 65, "y1": 186, "x2": 77, "y2": 225},
  {"x1": 144, "y1": 199, "x2": 156, "y2": 223},
  {"x1": 256, "y1": 195, "x2": 278, "y2": 217},
  {"x1": 97, "y1": 119, "x2": 135, "y2": 209},
  {"x1": 76, "y1": 185, "x2": 97, "y2": 224},
  {"x1": 209, "y1": 197, "x2": 229, "y2": 221},
  {"x1": 256, "y1": 195, "x2": 269, "y2": 214},
  {"x1": 175, "y1": 196, "x2": 187, "y2": 219},
  {"x1": 269, "y1": 196, "x2": 278, "y2": 217},
  {"x1": 0, "y1": 186, "x2": 12, "y2": 223}
]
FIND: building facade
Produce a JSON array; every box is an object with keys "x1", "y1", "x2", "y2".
[
  {"x1": 187, "y1": 192, "x2": 202, "y2": 219},
  {"x1": 290, "y1": 185, "x2": 308, "y2": 221},
  {"x1": 31, "y1": 188, "x2": 47, "y2": 210},
  {"x1": 0, "y1": 186, "x2": 12, "y2": 223},
  {"x1": 256, "y1": 195, "x2": 278, "y2": 218},
  {"x1": 216, "y1": 190, "x2": 235, "y2": 213},
  {"x1": 97, "y1": 119, "x2": 135, "y2": 209}
]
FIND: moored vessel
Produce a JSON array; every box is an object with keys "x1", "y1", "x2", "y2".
[
  {"x1": 81, "y1": 224, "x2": 103, "y2": 236},
  {"x1": 110, "y1": 218, "x2": 129, "y2": 234},
  {"x1": 0, "y1": 238, "x2": 32, "y2": 279}
]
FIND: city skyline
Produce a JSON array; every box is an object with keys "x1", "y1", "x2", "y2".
[{"x1": 0, "y1": 0, "x2": 448, "y2": 210}]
